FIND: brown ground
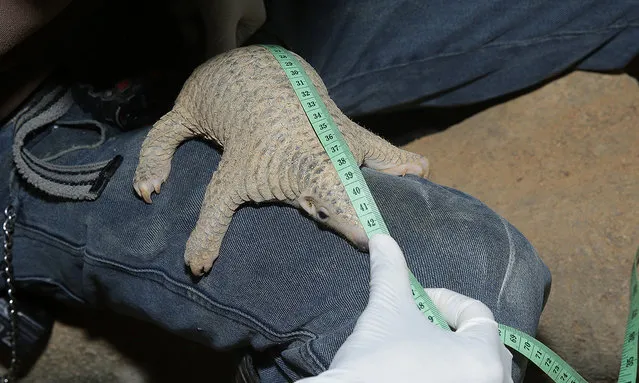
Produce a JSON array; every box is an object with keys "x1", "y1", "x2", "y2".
[
  {"x1": 403, "y1": 71, "x2": 639, "y2": 383},
  {"x1": 3, "y1": 70, "x2": 638, "y2": 382}
]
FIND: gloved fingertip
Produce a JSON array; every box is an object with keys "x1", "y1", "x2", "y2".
[
  {"x1": 369, "y1": 235, "x2": 411, "y2": 278},
  {"x1": 368, "y1": 233, "x2": 394, "y2": 249},
  {"x1": 367, "y1": 234, "x2": 413, "y2": 302},
  {"x1": 423, "y1": 288, "x2": 446, "y2": 301},
  {"x1": 368, "y1": 234, "x2": 405, "y2": 266}
]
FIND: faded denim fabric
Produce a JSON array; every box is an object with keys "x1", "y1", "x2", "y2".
[
  {"x1": 262, "y1": 0, "x2": 639, "y2": 115},
  {"x1": 0, "y1": 102, "x2": 551, "y2": 382}
]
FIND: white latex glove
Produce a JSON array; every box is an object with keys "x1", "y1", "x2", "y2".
[{"x1": 298, "y1": 234, "x2": 514, "y2": 383}]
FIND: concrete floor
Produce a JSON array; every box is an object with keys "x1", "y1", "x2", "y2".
[{"x1": 5, "y1": 70, "x2": 639, "y2": 382}]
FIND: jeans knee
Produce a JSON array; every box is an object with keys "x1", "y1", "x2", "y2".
[
  {"x1": 363, "y1": 169, "x2": 551, "y2": 320},
  {"x1": 496, "y1": 219, "x2": 551, "y2": 329}
]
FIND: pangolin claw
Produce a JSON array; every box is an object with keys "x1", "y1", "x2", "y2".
[{"x1": 133, "y1": 179, "x2": 163, "y2": 204}]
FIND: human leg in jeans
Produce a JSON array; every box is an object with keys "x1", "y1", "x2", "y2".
[
  {"x1": 261, "y1": 0, "x2": 639, "y2": 116},
  {"x1": 14, "y1": 0, "x2": 639, "y2": 380},
  {"x1": 0, "y1": 92, "x2": 550, "y2": 382}
]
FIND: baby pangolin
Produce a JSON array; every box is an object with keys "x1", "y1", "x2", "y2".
[{"x1": 133, "y1": 45, "x2": 430, "y2": 276}]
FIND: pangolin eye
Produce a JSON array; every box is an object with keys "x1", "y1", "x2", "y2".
[{"x1": 317, "y1": 209, "x2": 329, "y2": 221}]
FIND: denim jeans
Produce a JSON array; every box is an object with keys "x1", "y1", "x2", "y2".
[
  {"x1": 5, "y1": 0, "x2": 638, "y2": 381},
  {"x1": 1, "y1": 99, "x2": 550, "y2": 382},
  {"x1": 262, "y1": 0, "x2": 639, "y2": 115}
]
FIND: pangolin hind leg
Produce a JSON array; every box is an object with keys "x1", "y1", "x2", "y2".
[
  {"x1": 351, "y1": 124, "x2": 430, "y2": 178},
  {"x1": 134, "y1": 107, "x2": 199, "y2": 203}
]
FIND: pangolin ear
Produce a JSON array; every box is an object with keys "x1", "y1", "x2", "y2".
[{"x1": 297, "y1": 191, "x2": 317, "y2": 217}]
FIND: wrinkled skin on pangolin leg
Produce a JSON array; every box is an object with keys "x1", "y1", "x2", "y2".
[
  {"x1": 343, "y1": 118, "x2": 430, "y2": 178},
  {"x1": 134, "y1": 106, "x2": 202, "y2": 203},
  {"x1": 133, "y1": 46, "x2": 430, "y2": 276},
  {"x1": 183, "y1": 156, "x2": 242, "y2": 275}
]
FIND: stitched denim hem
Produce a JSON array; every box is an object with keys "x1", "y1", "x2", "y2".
[{"x1": 82, "y1": 252, "x2": 321, "y2": 345}]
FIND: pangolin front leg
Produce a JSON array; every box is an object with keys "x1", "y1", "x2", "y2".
[
  {"x1": 133, "y1": 107, "x2": 240, "y2": 276},
  {"x1": 134, "y1": 107, "x2": 199, "y2": 203},
  {"x1": 184, "y1": 158, "x2": 241, "y2": 276}
]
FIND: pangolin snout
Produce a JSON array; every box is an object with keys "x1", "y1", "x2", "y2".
[
  {"x1": 341, "y1": 223, "x2": 369, "y2": 252},
  {"x1": 355, "y1": 237, "x2": 369, "y2": 252}
]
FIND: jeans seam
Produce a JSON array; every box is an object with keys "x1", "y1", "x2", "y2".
[
  {"x1": 82, "y1": 251, "x2": 320, "y2": 344},
  {"x1": 14, "y1": 208, "x2": 328, "y2": 374},
  {"x1": 15, "y1": 276, "x2": 86, "y2": 304},
  {"x1": 496, "y1": 216, "x2": 516, "y2": 311},
  {"x1": 85, "y1": 253, "x2": 328, "y2": 374},
  {"x1": 327, "y1": 22, "x2": 639, "y2": 91},
  {"x1": 304, "y1": 339, "x2": 328, "y2": 374},
  {"x1": 16, "y1": 222, "x2": 84, "y2": 253}
]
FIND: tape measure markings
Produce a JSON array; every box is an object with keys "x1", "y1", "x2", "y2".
[
  {"x1": 619, "y1": 252, "x2": 639, "y2": 383},
  {"x1": 499, "y1": 324, "x2": 587, "y2": 382},
  {"x1": 263, "y1": 44, "x2": 638, "y2": 383},
  {"x1": 266, "y1": 45, "x2": 452, "y2": 330},
  {"x1": 270, "y1": 46, "x2": 389, "y2": 238}
]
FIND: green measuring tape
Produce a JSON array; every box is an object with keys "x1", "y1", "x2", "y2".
[{"x1": 262, "y1": 44, "x2": 638, "y2": 383}]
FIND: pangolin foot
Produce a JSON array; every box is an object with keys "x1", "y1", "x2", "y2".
[
  {"x1": 184, "y1": 235, "x2": 218, "y2": 277},
  {"x1": 184, "y1": 252, "x2": 214, "y2": 277},
  {"x1": 133, "y1": 178, "x2": 163, "y2": 203},
  {"x1": 376, "y1": 157, "x2": 430, "y2": 178}
]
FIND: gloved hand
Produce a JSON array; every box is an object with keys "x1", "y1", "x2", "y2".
[{"x1": 298, "y1": 234, "x2": 514, "y2": 383}]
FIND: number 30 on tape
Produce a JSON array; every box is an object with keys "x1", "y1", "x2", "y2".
[{"x1": 263, "y1": 44, "x2": 638, "y2": 383}]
